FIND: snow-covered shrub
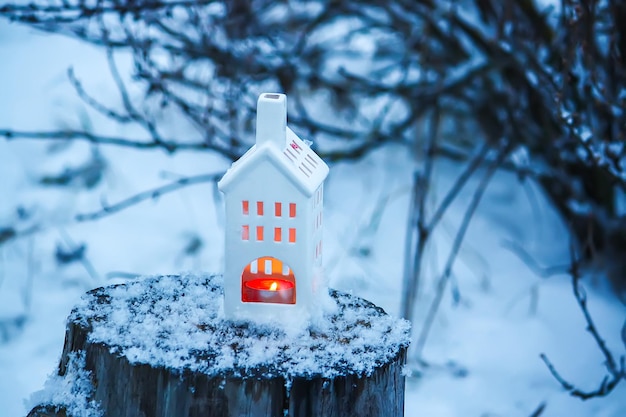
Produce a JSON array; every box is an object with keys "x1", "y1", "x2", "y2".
[
  {"x1": 2, "y1": 1, "x2": 625, "y2": 295},
  {"x1": 1, "y1": 0, "x2": 625, "y2": 404}
]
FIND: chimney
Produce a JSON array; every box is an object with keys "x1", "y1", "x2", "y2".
[{"x1": 256, "y1": 93, "x2": 286, "y2": 148}]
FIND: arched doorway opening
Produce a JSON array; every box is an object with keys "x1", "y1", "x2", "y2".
[{"x1": 241, "y1": 256, "x2": 296, "y2": 304}]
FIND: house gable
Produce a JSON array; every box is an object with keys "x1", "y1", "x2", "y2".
[
  {"x1": 222, "y1": 156, "x2": 301, "y2": 202},
  {"x1": 218, "y1": 127, "x2": 328, "y2": 198}
]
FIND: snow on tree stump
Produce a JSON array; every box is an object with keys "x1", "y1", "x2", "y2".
[{"x1": 27, "y1": 274, "x2": 410, "y2": 417}]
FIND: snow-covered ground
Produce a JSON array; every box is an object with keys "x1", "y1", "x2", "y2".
[{"x1": 1, "y1": 19, "x2": 625, "y2": 417}]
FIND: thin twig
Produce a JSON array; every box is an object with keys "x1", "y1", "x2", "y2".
[
  {"x1": 401, "y1": 105, "x2": 440, "y2": 320},
  {"x1": 68, "y1": 67, "x2": 133, "y2": 124},
  {"x1": 402, "y1": 141, "x2": 492, "y2": 320},
  {"x1": 426, "y1": 143, "x2": 491, "y2": 232},
  {"x1": 0, "y1": 129, "x2": 236, "y2": 157},
  {"x1": 529, "y1": 402, "x2": 546, "y2": 417},
  {"x1": 59, "y1": 229, "x2": 100, "y2": 283},
  {"x1": 0, "y1": 225, "x2": 40, "y2": 248},
  {"x1": 401, "y1": 172, "x2": 421, "y2": 318},
  {"x1": 539, "y1": 241, "x2": 626, "y2": 399},
  {"x1": 501, "y1": 239, "x2": 570, "y2": 278},
  {"x1": 22, "y1": 235, "x2": 35, "y2": 312},
  {"x1": 0, "y1": 245, "x2": 4, "y2": 290},
  {"x1": 75, "y1": 172, "x2": 223, "y2": 222},
  {"x1": 415, "y1": 144, "x2": 509, "y2": 358},
  {"x1": 0, "y1": 0, "x2": 216, "y2": 18}
]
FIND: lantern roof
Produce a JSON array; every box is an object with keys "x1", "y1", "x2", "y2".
[{"x1": 218, "y1": 94, "x2": 329, "y2": 197}]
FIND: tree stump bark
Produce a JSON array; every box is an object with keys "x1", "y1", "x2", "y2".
[{"x1": 27, "y1": 274, "x2": 409, "y2": 417}]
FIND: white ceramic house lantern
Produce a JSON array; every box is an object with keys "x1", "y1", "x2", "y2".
[{"x1": 218, "y1": 93, "x2": 329, "y2": 323}]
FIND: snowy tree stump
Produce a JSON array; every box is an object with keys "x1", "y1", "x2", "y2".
[{"x1": 27, "y1": 274, "x2": 410, "y2": 417}]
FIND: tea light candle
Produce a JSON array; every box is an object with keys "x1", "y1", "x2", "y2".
[{"x1": 243, "y1": 278, "x2": 295, "y2": 304}]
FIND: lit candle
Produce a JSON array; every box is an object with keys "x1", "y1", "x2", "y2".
[{"x1": 243, "y1": 278, "x2": 295, "y2": 304}]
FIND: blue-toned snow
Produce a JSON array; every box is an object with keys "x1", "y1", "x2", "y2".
[
  {"x1": 1, "y1": 8, "x2": 626, "y2": 417},
  {"x1": 70, "y1": 273, "x2": 409, "y2": 379},
  {"x1": 28, "y1": 352, "x2": 102, "y2": 417}
]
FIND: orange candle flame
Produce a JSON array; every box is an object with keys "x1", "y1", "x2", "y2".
[{"x1": 269, "y1": 281, "x2": 278, "y2": 291}]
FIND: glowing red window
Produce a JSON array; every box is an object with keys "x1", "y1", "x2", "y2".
[
  {"x1": 257, "y1": 201, "x2": 264, "y2": 216},
  {"x1": 275, "y1": 202, "x2": 282, "y2": 217},
  {"x1": 289, "y1": 228, "x2": 296, "y2": 243},
  {"x1": 289, "y1": 203, "x2": 296, "y2": 218},
  {"x1": 256, "y1": 226, "x2": 264, "y2": 241},
  {"x1": 242, "y1": 200, "x2": 249, "y2": 215},
  {"x1": 274, "y1": 227, "x2": 282, "y2": 242},
  {"x1": 242, "y1": 225, "x2": 249, "y2": 240}
]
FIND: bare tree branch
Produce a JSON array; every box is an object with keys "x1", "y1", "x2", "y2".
[
  {"x1": 414, "y1": 143, "x2": 510, "y2": 358},
  {"x1": 68, "y1": 67, "x2": 133, "y2": 124},
  {"x1": 0, "y1": 129, "x2": 240, "y2": 157},
  {"x1": 501, "y1": 240, "x2": 570, "y2": 278},
  {"x1": 0, "y1": 0, "x2": 218, "y2": 23},
  {"x1": 75, "y1": 172, "x2": 223, "y2": 222},
  {"x1": 401, "y1": 105, "x2": 441, "y2": 320},
  {"x1": 540, "y1": 242, "x2": 626, "y2": 400},
  {"x1": 2, "y1": 1, "x2": 626, "y2": 384}
]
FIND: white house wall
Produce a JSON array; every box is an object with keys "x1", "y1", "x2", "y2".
[{"x1": 223, "y1": 159, "x2": 319, "y2": 321}]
